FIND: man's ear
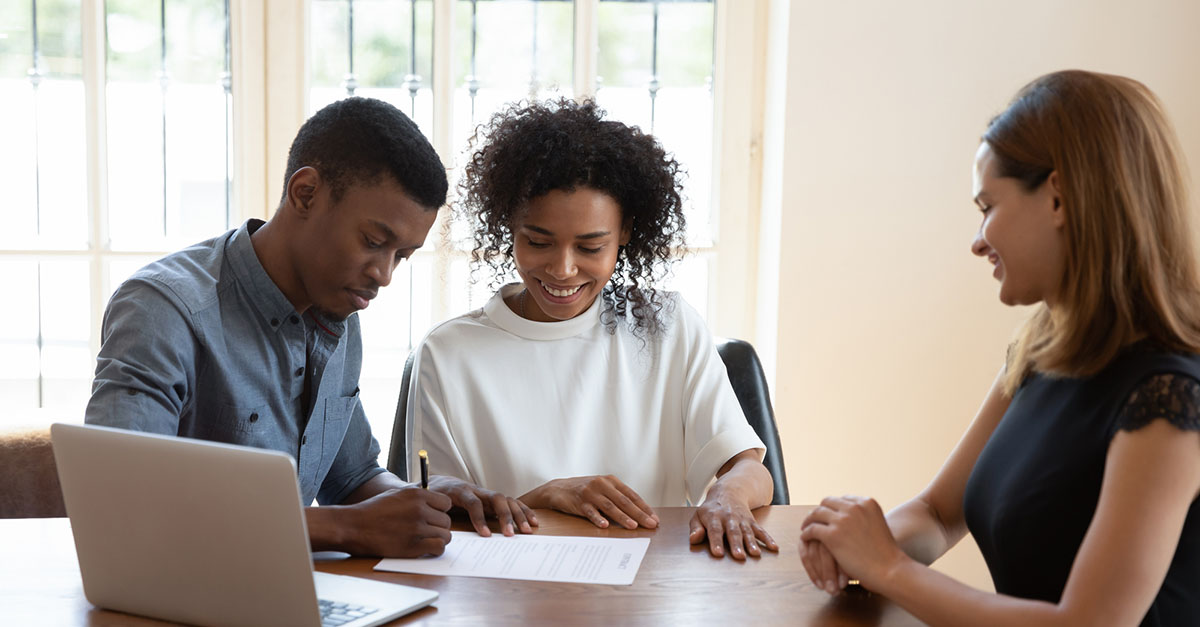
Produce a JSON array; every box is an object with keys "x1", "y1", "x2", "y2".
[{"x1": 286, "y1": 167, "x2": 321, "y2": 217}]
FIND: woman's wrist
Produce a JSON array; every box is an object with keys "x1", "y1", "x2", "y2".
[
  {"x1": 872, "y1": 546, "x2": 919, "y2": 597},
  {"x1": 518, "y1": 483, "x2": 549, "y2": 509},
  {"x1": 703, "y1": 480, "x2": 750, "y2": 509}
]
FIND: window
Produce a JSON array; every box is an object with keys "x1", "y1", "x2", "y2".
[
  {"x1": 2, "y1": 0, "x2": 765, "y2": 447},
  {"x1": 0, "y1": 0, "x2": 234, "y2": 426}
]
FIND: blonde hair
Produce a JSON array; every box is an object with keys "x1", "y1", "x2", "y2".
[{"x1": 986, "y1": 70, "x2": 1200, "y2": 394}]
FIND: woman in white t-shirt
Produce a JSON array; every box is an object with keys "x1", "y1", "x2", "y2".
[{"x1": 410, "y1": 98, "x2": 778, "y2": 559}]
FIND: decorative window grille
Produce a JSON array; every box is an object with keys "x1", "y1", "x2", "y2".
[{"x1": 0, "y1": 0, "x2": 234, "y2": 421}]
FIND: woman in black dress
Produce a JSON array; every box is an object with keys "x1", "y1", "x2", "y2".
[{"x1": 799, "y1": 70, "x2": 1200, "y2": 626}]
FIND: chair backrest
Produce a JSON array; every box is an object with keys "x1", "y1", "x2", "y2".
[
  {"x1": 0, "y1": 428, "x2": 68, "y2": 518},
  {"x1": 387, "y1": 338, "x2": 791, "y2": 505},
  {"x1": 715, "y1": 338, "x2": 790, "y2": 505},
  {"x1": 386, "y1": 351, "x2": 418, "y2": 481}
]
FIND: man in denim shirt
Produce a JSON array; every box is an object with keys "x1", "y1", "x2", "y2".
[{"x1": 84, "y1": 98, "x2": 531, "y2": 557}]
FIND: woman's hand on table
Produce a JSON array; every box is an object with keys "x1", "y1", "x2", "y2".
[
  {"x1": 426, "y1": 475, "x2": 538, "y2": 536},
  {"x1": 519, "y1": 475, "x2": 659, "y2": 530},
  {"x1": 689, "y1": 488, "x2": 779, "y2": 559}
]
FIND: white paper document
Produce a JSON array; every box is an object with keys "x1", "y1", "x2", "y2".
[{"x1": 374, "y1": 531, "x2": 650, "y2": 586}]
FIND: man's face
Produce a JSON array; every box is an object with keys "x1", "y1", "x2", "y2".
[{"x1": 293, "y1": 175, "x2": 437, "y2": 320}]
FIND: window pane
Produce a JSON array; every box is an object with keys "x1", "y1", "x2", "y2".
[
  {"x1": 665, "y1": 252, "x2": 711, "y2": 324},
  {"x1": 107, "y1": 0, "x2": 232, "y2": 251},
  {"x1": 36, "y1": 0, "x2": 85, "y2": 78},
  {"x1": 452, "y1": 0, "x2": 573, "y2": 154},
  {"x1": 37, "y1": 79, "x2": 89, "y2": 248},
  {"x1": 654, "y1": 86, "x2": 713, "y2": 244},
  {"x1": 0, "y1": 80, "x2": 41, "y2": 248},
  {"x1": 359, "y1": 260, "x2": 415, "y2": 460},
  {"x1": 0, "y1": 1, "x2": 87, "y2": 250},
  {"x1": 310, "y1": 0, "x2": 435, "y2": 135},
  {"x1": 596, "y1": 0, "x2": 714, "y2": 247},
  {"x1": 39, "y1": 259, "x2": 92, "y2": 410},
  {"x1": 448, "y1": 256, "x2": 494, "y2": 315},
  {"x1": 0, "y1": 259, "x2": 92, "y2": 411},
  {"x1": 0, "y1": 260, "x2": 41, "y2": 409},
  {"x1": 0, "y1": 3, "x2": 34, "y2": 78}
]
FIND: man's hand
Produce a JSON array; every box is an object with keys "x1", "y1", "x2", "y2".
[{"x1": 313, "y1": 486, "x2": 452, "y2": 558}]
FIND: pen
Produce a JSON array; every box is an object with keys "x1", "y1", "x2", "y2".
[{"x1": 418, "y1": 449, "x2": 429, "y2": 489}]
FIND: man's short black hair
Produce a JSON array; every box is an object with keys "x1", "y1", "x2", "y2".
[{"x1": 281, "y1": 97, "x2": 447, "y2": 209}]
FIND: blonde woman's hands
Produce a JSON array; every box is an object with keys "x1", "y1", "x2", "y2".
[
  {"x1": 800, "y1": 495, "x2": 910, "y2": 589},
  {"x1": 800, "y1": 539, "x2": 850, "y2": 595},
  {"x1": 520, "y1": 475, "x2": 659, "y2": 529}
]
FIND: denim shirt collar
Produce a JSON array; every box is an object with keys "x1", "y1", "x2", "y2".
[{"x1": 225, "y1": 219, "x2": 346, "y2": 337}]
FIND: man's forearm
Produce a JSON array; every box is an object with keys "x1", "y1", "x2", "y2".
[{"x1": 340, "y1": 471, "x2": 413, "y2": 505}]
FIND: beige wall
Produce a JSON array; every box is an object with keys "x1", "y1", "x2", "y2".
[{"x1": 763, "y1": 0, "x2": 1200, "y2": 589}]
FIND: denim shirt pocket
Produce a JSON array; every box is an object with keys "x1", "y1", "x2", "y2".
[{"x1": 320, "y1": 390, "x2": 360, "y2": 454}]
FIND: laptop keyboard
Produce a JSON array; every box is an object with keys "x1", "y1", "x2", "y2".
[{"x1": 319, "y1": 598, "x2": 380, "y2": 626}]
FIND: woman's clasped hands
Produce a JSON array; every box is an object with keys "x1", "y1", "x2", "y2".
[{"x1": 799, "y1": 495, "x2": 910, "y2": 594}]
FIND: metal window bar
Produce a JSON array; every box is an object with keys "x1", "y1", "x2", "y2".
[
  {"x1": 36, "y1": 263, "x2": 45, "y2": 408},
  {"x1": 404, "y1": 1, "x2": 421, "y2": 348},
  {"x1": 223, "y1": 0, "x2": 234, "y2": 228},
  {"x1": 29, "y1": 1, "x2": 45, "y2": 406},
  {"x1": 159, "y1": 0, "x2": 170, "y2": 236},
  {"x1": 528, "y1": 1, "x2": 539, "y2": 99},
  {"x1": 404, "y1": 0, "x2": 422, "y2": 114},
  {"x1": 344, "y1": 0, "x2": 358, "y2": 95},
  {"x1": 29, "y1": 0, "x2": 43, "y2": 236},
  {"x1": 648, "y1": 0, "x2": 660, "y2": 132},
  {"x1": 466, "y1": 0, "x2": 479, "y2": 121}
]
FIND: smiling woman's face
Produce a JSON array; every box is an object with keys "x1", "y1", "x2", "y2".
[
  {"x1": 970, "y1": 142, "x2": 1067, "y2": 308},
  {"x1": 511, "y1": 187, "x2": 631, "y2": 322}
]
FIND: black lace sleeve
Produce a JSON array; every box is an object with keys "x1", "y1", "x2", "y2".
[{"x1": 1116, "y1": 373, "x2": 1200, "y2": 433}]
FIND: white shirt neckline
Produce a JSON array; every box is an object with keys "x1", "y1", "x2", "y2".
[{"x1": 483, "y1": 283, "x2": 603, "y2": 341}]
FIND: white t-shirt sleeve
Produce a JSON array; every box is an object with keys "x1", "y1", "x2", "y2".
[
  {"x1": 407, "y1": 337, "x2": 476, "y2": 484},
  {"x1": 675, "y1": 297, "x2": 766, "y2": 504}
]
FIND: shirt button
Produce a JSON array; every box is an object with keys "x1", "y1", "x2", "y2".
[
  {"x1": 289, "y1": 315, "x2": 300, "y2": 324},
  {"x1": 294, "y1": 367, "x2": 304, "y2": 377},
  {"x1": 270, "y1": 318, "x2": 280, "y2": 327},
  {"x1": 249, "y1": 412, "x2": 259, "y2": 423},
  {"x1": 126, "y1": 388, "x2": 138, "y2": 396},
  {"x1": 301, "y1": 435, "x2": 307, "y2": 445}
]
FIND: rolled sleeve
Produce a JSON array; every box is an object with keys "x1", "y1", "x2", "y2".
[{"x1": 85, "y1": 280, "x2": 199, "y2": 435}]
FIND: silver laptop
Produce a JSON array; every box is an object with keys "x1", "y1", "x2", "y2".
[{"x1": 51, "y1": 422, "x2": 438, "y2": 627}]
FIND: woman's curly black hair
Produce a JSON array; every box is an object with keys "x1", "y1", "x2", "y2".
[{"x1": 456, "y1": 98, "x2": 687, "y2": 337}]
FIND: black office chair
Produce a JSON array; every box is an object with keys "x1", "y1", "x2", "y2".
[
  {"x1": 387, "y1": 338, "x2": 791, "y2": 505},
  {"x1": 386, "y1": 351, "x2": 417, "y2": 481},
  {"x1": 715, "y1": 338, "x2": 790, "y2": 505}
]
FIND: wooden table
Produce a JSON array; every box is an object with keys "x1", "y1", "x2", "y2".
[{"x1": 0, "y1": 507, "x2": 923, "y2": 626}]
